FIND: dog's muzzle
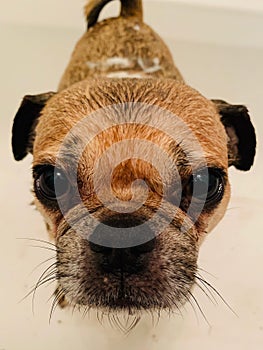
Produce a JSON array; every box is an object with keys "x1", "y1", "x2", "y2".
[{"x1": 56, "y1": 202, "x2": 198, "y2": 311}]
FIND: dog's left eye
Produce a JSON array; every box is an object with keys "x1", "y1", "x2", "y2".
[
  {"x1": 188, "y1": 168, "x2": 225, "y2": 206},
  {"x1": 35, "y1": 166, "x2": 71, "y2": 201}
]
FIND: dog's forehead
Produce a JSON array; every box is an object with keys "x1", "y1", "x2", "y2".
[{"x1": 33, "y1": 79, "x2": 228, "y2": 169}]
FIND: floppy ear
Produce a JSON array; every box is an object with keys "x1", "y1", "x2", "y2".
[
  {"x1": 212, "y1": 99, "x2": 256, "y2": 171},
  {"x1": 12, "y1": 92, "x2": 55, "y2": 161}
]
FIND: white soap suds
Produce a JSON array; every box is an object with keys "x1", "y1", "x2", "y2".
[
  {"x1": 87, "y1": 56, "x2": 133, "y2": 70},
  {"x1": 86, "y1": 61, "x2": 99, "y2": 69},
  {"x1": 106, "y1": 71, "x2": 144, "y2": 79},
  {"x1": 105, "y1": 57, "x2": 132, "y2": 68},
  {"x1": 87, "y1": 56, "x2": 162, "y2": 78},
  {"x1": 137, "y1": 57, "x2": 162, "y2": 73}
]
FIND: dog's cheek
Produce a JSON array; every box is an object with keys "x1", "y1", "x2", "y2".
[
  {"x1": 56, "y1": 229, "x2": 102, "y2": 306},
  {"x1": 149, "y1": 226, "x2": 199, "y2": 306},
  {"x1": 157, "y1": 228, "x2": 198, "y2": 275},
  {"x1": 33, "y1": 198, "x2": 61, "y2": 238},
  {"x1": 202, "y1": 182, "x2": 231, "y2": 236}
]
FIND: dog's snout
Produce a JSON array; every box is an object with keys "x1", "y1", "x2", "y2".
[{"x1": 89, "y1": 215, "x2": 156, "y2": 273}]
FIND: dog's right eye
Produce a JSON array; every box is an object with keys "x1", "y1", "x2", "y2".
[{"x1": 35, "y1": 166, "x2": 71, "y2": 201}]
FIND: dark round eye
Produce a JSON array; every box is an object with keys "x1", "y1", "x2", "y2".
[
  {"x1": 35, "y1": 166, "x2": 70, "y2": 201},
  {"x1": 190, "y1": 168, "x2": 225, "y2": 205}
]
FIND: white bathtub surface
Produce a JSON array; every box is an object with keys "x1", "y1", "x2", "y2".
[{"x1": 0, "y1": 3, "x2": 262, "y2": 350}]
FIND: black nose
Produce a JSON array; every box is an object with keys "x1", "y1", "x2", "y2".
[{"x1": 89, "y1": 215, "x2": 156, "y2": 273}]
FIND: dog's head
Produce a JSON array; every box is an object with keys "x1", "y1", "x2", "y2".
[{"x1": 12, "y1": 79, "x2": 256, "y2": 315}]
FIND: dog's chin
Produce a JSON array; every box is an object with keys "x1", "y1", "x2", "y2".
[{"x1": 57, "y1": 271, "x2": 193, "y2": 315}]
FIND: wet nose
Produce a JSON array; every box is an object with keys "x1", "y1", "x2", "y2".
[{"x1": 89, "y1": 215, "x2": 156, "y2": 273}]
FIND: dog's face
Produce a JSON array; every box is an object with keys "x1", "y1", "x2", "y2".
[{"x1": 12, "y1": 79, "x2": 256, "y2": 315}]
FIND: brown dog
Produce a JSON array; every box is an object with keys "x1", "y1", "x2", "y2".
[{"x1": 12, "y1": 0, "x2": 256, "y2": 318}]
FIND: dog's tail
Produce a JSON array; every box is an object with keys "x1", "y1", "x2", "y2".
[{"x1": 85, "y1": 0, "x2": 143, "y2": 28}]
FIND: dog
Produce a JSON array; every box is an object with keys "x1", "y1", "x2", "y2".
[{"x1": 12, "y1": 0, "x2": 256, "y2": 320}]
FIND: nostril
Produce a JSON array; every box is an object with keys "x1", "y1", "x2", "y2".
[{"x1": 89, "y1": 215, "x2": 156, "y2": 252}]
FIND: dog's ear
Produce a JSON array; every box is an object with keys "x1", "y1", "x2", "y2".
[
  {"x1": 212, "y1": 99, "x2": 256, "y2": 171},
  {"x1": 12, "y1": 92, "x2": 55, "y2": 161}
]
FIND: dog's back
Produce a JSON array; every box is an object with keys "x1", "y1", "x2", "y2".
[{"x1": 58, "y1": 0, "x2": 184, "y2": 91}]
